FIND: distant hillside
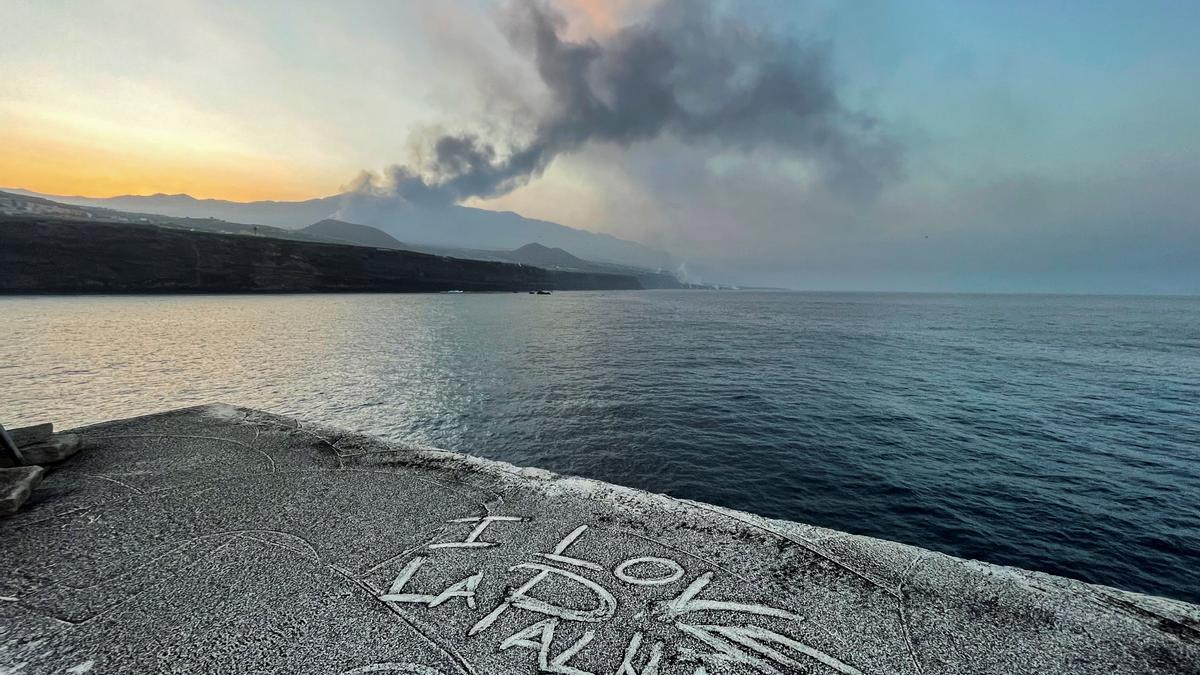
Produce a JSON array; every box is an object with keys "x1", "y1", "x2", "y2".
[
  {"x1": 3, "y1": 189, "x2": 706, "y2": 289},
  {"x1": 293, "y1": 221, "x2": 698, "y2": 289},
  {"x1": 9, "y1": 188, "x2": 673, "y2": 269},
  {"x1": 1, "y1": 216, "x2": 642, "y2": 294},
  {"x1": 2, "y1": 189, "x2": 340, "y2": 230},
  {"x1": 0, "y1": 190, "x2": 95, "y2": 218},
  {"x1": 0, "y1": 190, "x2": 345, "y2": 246},
  {"x1": 301, "y1": 219, "x2": 406, "y2": 249},
  {"x1": 506, "y1": 243, "x2": 589, "y2": 269}
]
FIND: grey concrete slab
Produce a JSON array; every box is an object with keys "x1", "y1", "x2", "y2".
[{"x1": 0, "y1": 404, "x2": 1196, "y2": 674}]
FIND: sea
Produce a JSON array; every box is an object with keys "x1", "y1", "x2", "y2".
[{"x1": 3, "y1": 291, "x2": 1198, "y2": 603}]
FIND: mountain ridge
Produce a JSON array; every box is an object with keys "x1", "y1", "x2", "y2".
[
  {"x1": 1, "y1": 216, "x2": 643, "y2": 293},
  {"x1": 5, "y1": 188, "x2": 671, "y2": 270},
  {"x1": 302, "y1": 218, "x2": 408, "y2": 250},
  {"x1": 294, "y1": 218, "x2": 697, "y2": 289}
]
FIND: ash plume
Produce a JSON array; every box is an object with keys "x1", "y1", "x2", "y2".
[{"x1": 358, "y1": 0, "x2": 900, "y2": 206}]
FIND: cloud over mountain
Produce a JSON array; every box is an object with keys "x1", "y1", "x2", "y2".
[{"x1": 352, "y1": 0, "x2": 900, "y2": 207}]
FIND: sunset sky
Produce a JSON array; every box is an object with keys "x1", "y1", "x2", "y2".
[{"x1": 3, "y1": 0, "x2": 1198, "y2": 291}]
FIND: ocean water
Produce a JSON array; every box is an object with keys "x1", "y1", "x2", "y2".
[{"x1": 3, "y1": 291, "x2": 1198, "y2": 603}]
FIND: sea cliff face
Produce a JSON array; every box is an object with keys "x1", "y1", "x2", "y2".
[{"x1": 0, "y1": 217, "x2": 643, "y2": 293}]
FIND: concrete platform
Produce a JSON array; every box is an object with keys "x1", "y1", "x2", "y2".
[{"x1": 1, "y1": 405, "x2": 1196, "y2": 674}]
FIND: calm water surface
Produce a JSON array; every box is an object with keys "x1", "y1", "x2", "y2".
[{"x1": 4, "y1": 291, "x2": 1198, "y2": 602}]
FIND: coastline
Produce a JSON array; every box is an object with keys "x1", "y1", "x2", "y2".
[{"x1": 0, "y1": 217, "x2": 642, "y2": 294}]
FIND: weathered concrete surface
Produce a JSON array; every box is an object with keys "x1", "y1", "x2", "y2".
[
  {"x1": 1, "y1": 405, "x2": 1196, "y2": 674},
  {"x1": 0, "y1": 466, "x2": 43, "y2": 515}
]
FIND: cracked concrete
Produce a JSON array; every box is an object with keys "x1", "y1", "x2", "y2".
[{"x1": 1, "y1": 404, "x2": 1196, "y2": 674}]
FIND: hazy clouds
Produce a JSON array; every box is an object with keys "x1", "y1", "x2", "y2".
[
  {"x1": 355, "y1": 0, "x2": 900, "y2": 207},
  {"x1": 458, "y1": 1, "x2": 1200, "y2": 293}
]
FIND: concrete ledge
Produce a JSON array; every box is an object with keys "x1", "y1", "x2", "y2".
[{"x1": 0, "y1": 404, "x2": 1196, "y2": 674}]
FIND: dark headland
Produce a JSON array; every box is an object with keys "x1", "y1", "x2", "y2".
[
  {"x1": 0, "y1": 216, "x2": 642, "y2": 294},
  {"x1": 1, "y1": 405, "x2": 1197, "y2": 673}
]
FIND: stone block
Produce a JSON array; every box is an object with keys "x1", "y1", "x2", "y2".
[
  {"x1": 9, "y1": 422, "x2": 53, "y2": 447},
  {"x1": 19, "y1": 433, "x2": 82, "y2": 465},
  {"x1": 0, "y1": 465, "x2": 44, "y2": 516}
]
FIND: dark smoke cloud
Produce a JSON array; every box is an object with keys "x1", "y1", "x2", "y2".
[{"x1": 360, "y1": 0, "x2": 901, "y2": 206}]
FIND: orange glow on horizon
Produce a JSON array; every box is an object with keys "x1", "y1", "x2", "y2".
[
  {"x1": 0, "y1": 132, "x2": 336, "y2": 202},
  {"x1": 0, "y1": 2, "x2": 661, "y2": 204}
]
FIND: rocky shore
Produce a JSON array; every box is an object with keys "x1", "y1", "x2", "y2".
[{"x1": 1, "y1": 405, "x2": 1197, "y2": 674}]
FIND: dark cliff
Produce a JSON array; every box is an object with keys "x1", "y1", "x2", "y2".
[{"x1": 0, "y1": 218, "x2": 643, "y2": 293}]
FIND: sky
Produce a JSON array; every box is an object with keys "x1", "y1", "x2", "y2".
[{"x1": 2, "y1": 0, "x2": 1198, "y2": 292}]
